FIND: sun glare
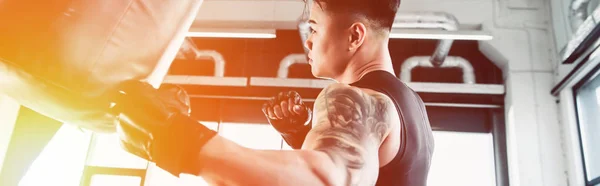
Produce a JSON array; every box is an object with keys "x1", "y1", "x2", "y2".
[{"x1": 19, "y1": 125, "x2": 92, "y2": 186}]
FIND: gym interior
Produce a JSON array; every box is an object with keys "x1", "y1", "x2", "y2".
[{"x1": 0, "y1": 0, "x2": 599, "y2": 186}]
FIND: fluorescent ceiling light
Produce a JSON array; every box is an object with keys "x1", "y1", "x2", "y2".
[
  {"x1": 390, "y1": 28, "x2": 493, "y2": 41},
  {"x1": 187, "y1": 28, "x2": 276, "y2": 39}
]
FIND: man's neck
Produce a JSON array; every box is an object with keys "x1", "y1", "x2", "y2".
[{"x1": 335, "y1": 42, "x2": 395, "y2": 84}]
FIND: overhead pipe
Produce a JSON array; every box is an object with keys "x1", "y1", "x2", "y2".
[
  {"x1": 569, "y1": 0, "x2": 600, "y2": 30},
  {"x1": 399, "y1": 56, "x2": 475, "y2": 84},
  {"x1": 194, "y1": 50, "x2": 226, "y2": 77},
  {"x1": 277, "y1": 53, "x2": 308, "y2": 78},
  {"x1": 569, "y1": 0, "x2": 592, "y2": 30},
  {"x1": 561, "y1": 2, "x2": 600, "y2": 64},
  {"x1": 164, "y1": 40, "x2": 246, "y2": 86},
  {"x1": 176, "y1": 37, "x2": 199, "y2": 60},
  {"x1": 175, "y1": 39, "x2": 226, "y2": 77},
  {"x1": 393, "y1": 12, "x2": 459, "y2": 67}
]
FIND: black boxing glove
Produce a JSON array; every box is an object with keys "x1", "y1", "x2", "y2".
[
  {"x1": 110, "y1": 81, "x2": 217, "y2": 177},
  {"x1": 262, "y1": 91, "x2": 312, "y2": 149}
]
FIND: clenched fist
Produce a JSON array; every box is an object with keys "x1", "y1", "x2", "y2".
[
  {"x1": 262, "y1": 91, "x2": 312, "y2": 149},
  {"x1": 111, "y1": 81, "x2": 217, "y2": 177}
]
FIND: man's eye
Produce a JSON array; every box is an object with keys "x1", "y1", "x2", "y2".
[{"x1": 310, "y1": 28, "x2": 316, "y2": 33}]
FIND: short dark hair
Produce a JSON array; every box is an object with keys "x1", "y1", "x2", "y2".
[{"x1": 308, "y1": 0, "x2": 400, "y2": 31}]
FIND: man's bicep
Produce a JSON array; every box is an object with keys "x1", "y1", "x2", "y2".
[{"x1": 302, "y1": 84, "x2": 393, "y2": 185}]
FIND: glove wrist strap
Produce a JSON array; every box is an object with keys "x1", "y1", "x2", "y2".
[
  {"x1": 275, "y1": 108, "x2": 312, "y2": 149},
  {"x1": 152, "y1": 113, "x2": 217, "y2": 177}
]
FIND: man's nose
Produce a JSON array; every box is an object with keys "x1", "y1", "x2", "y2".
[{"x1": 304, "y1": 35, "x2": 313, "y2": 51}]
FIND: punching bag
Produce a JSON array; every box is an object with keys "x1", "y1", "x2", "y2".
[{"x1": 0, "y1": 0, "x2": 203, "y2": 132}]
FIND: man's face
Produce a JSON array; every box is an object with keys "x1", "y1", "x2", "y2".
[{"x1": 305, "y1": 3, "x2": 352, "y2": 79}]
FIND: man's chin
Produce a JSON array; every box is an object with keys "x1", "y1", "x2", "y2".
[
  {"x1": 310, "y1": 69, "x2": 330, "y2": 80},
  {"x1": 310, "y1": 66, "x2": 322, "y2": 78}
]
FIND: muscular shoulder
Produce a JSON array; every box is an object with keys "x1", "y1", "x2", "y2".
[
  {"x1": 313, "y1": 83, "x2": 395, "y2": 142},
  {"x1": 315, "y1": 83, "x2": 395, "y2": 110},
  {"x1": 303, "y1": 83, "x2": 396, "y2": 185}
]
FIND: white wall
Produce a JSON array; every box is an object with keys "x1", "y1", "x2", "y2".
[{"x1": 445, "y1": 0, "x2": 570, "y2": 183}]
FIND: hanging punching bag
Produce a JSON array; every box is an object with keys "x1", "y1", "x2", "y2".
[{"x1": 0, "y1": 0, "x2": 203, "y2": 132}]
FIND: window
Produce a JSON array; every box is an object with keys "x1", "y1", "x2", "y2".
[
  {"x1": 0, "y1": 95, "x2": 20, "y2": 174},
  {"x1": 83, "y1": 121, "x2": 220, "y2": 186},
  {"x1": 17, "y1": 120, "x2": 219, "y2": 186},
  {"x1": 574, "y1": 69, "x2": 600, "y2": 186},
  {"x1": 427, "y1": 131, "x2": 497, "y2": 186},
  {"x1": 148, "y1": 123, "x2": 498, "y2": 186},
  {"x1": 89, "y1": 175, "x2": 142, "y2": 186},
  {"x1": 218, "y1": 122, "x2": 284, "y2": 150},
  {"x1": 16, "y1": 117, "x2": 499, "y2": 186},
  {"x1": 78, "y1": 132, "x2": 150, "y2": 186},
  {"x1": 19, "y1": 125, "x2": 92, "y2": 186},
  {"x1": 145, "y1": 122, "x2": 284, "y2": 185},
  {"x1": 87, "y1": 133, "x2": 149, "y2": 169}
]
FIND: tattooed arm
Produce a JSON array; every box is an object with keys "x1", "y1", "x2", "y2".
[
  {"x1": 195, "y1": 83, "x2": 394, "y2": 186},
  {"x1": 302, "y1": 83, "x2": 394, "y2": 185}
]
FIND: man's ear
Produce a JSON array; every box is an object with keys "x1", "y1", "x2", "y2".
[{"x1": 348, "y1": 22, "x2": 367, "y2": 51}]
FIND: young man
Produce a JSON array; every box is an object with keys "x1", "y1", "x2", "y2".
[{"x1": 113, "y1": 0, "x2": 434, "y2": 185}]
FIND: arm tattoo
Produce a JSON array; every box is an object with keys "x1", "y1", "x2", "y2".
[{"x1": 310, "y1": 84, "x2": 392, "y2": 185}]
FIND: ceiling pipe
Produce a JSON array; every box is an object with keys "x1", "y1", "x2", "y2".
[
  {"x1": 561, "y1": 2, "x2": 600, "y2": 64},
  {"x1": 175, "y1": 39, "x2": 226, "y2": 77},
  {"x1": 277, "y1": 53, "x2": 308, "y2": 78},
  {"x1": 569, "y1": 0, "x2": 592, "y2": 30},
  {"x1": 176, "y1": 37, "x2": 198, "y2": 60},
  {"x1": 399, "y1": 56, "x2": 475, "y2": 84},
  {"x1": 164, "y1": 40, "x2": 245, "y2": 86},
  {"x1": 393, "y1": 12, "x2": 459, "y2": 67},
  {"x1": 195, "y1": 50, "x2": 226, "y2": 77}
]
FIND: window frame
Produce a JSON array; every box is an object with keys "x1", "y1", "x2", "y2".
[
  {"x1": 79, "y1": 166, "x2": 147, "y2": 186},
  {"x1": 79, "y1": 132, "x2": 150, "y2": 186},
  {"x1": 572, "y1": 62, "x2": 600, "y2": 186}
]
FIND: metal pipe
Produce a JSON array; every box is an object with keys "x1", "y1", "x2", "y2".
[
  {"x1": 194, "y1": 50, "x2": 225, "y2": 77},
  {"x1": 399, "y1": 56, "x2": 475, "y2": 84},
  {"x1": 174, "y1": 39, "x2": 226, "y2": 77},
  {"x1": 393, "y1": 12, "x2": 459, "y2": 67},
  {"x1": 176, "y1": 37, "x2": 198, "y2": 60},
  {"x1": 165, "y1": 43, "x2": 238, "y2": 86},
  {"x1": 277, "y1": 54, "x2": 308, "y2": 78},
  {"x1": 570, "y1": 0, "x2": 592, "y2": 30}
]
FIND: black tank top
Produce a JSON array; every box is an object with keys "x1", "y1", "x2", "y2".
[{"x1": 349, "y1": 70, "x2": 434, "y2": 186}]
